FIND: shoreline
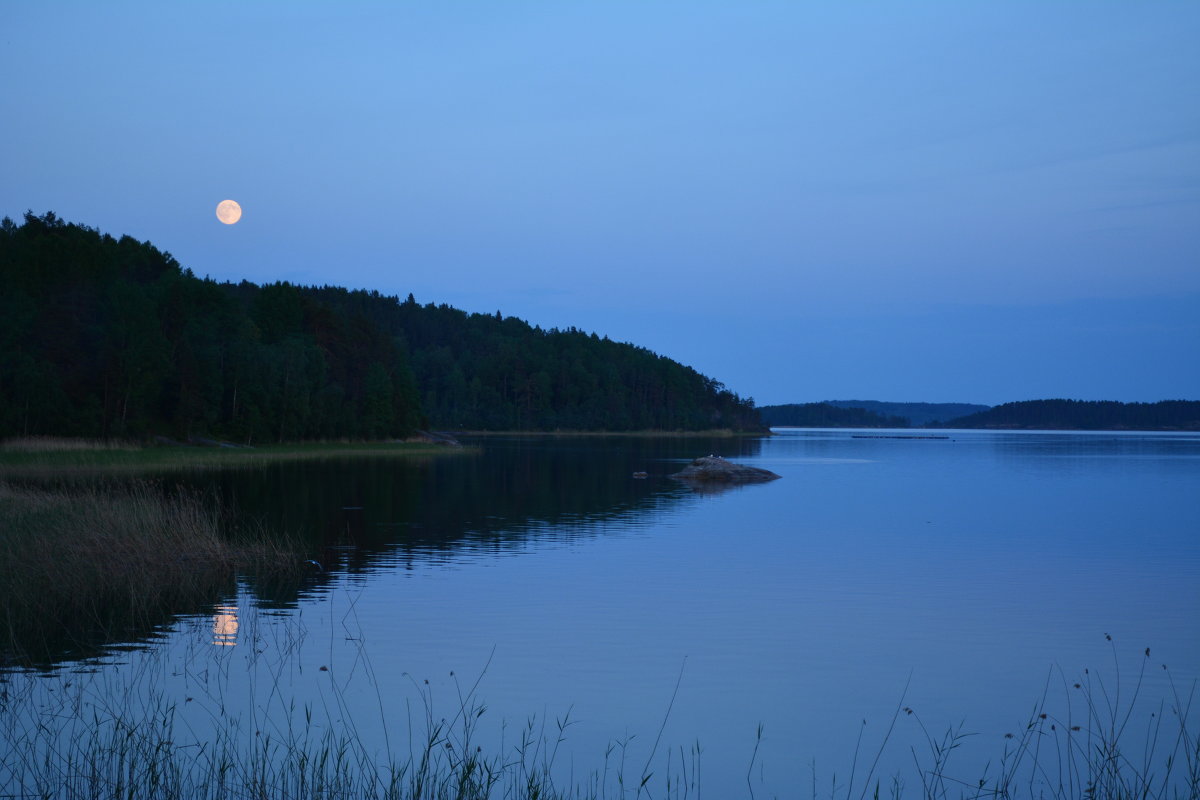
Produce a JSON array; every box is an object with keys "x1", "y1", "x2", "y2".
[
  {"x1": 0, "y1": 438, "x2": 471, "y2": 477},
  {"x1": 770, "y1": 425, "x2": 1199, "y2": 434},
  {"x1": 449, "y1": 428, "x2": 769, "y2": 438}
]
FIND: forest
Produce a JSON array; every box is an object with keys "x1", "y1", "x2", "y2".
[
  {"x1": 943, "y1": 399, "x2": 1200, "y2": 431},
  {"x1": 0, "y1": 212, "x2": 761, "y2": 441},
  {"x1": 759, "y1": 399, "x2": 1200, "y2": 431},
  {"x1": 757, "y1": 400, "x2": 996, "y2": 428}
]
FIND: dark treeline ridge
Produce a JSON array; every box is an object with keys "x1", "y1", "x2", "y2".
[
  {"x1": 760, "y1": 398, "x2": 1199, "y2": 431},
  {"x1": 757, "y1": 402, "x2": 910, "y2": 428},
  {"x1": 314, "y1": 290, "x2": 759, "y2": 431},
  {"x1": 0, "y1": 212, "x2": 760, "y2": 441},
  {"x1": 1, "y1": 212, "x2": 422, "y2": 442},
  {"x1": 823, "y1": 400, "x2": 990, "y2": 427},
  {"x1": 944, "y1": 399, "x2": 1200, "y2": 431}
]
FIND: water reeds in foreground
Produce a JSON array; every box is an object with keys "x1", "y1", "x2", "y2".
[
  {"x1": 1, "y1": 629, "x2": 1196, "y2": 799},
  {"x1": 0, "y1": 481, "x2": 301, "y2": 665},
  {"x1": 893, "y1": 646, "x2": 1200, "y2": 800}
]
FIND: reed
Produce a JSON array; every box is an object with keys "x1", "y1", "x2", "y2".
[
  {"x1": 885, "y1": 641, "x2": 1199, "y2": 800},
  {"x1": 0, "y1": 482, "x2": 302, "y2": 665},
  {"x1": 0, "y1": 439, "x2": 464, "y2": 477},
  {"x1": 0, "y1": 649, "x2": 688, "y2": 800},
  {"x1": 0, "y1": 436, "x2": 142, "y2": 453},
  {"x1": 1, "y1": 633, "x2": 1195, "y2": 799}
]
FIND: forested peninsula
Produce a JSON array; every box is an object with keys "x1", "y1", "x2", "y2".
[
  {"x1": 943, "y1": 399, "x2": 1200, "y2": 431},
  {"x1": 758, "y1": 401, "x2": 989, "y2": 428},
  {"x1": 0, "y1": 212, "x2": 761, "y2": 441}
]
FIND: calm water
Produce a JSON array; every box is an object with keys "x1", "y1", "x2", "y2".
[{"x1": 5, "y1": 429, "x2": 1200, "y2": 796}]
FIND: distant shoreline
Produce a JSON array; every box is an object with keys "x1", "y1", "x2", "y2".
[
  {"x1": 759, "y1": 399, "x2": 1200, "y2": 432},
  {"x1": 770, "y1": 425, "x2": 1198, "y2": 434}
]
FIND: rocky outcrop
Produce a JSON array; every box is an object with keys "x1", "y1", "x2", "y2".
[{"x1": 670, "y1": 455, "x2": 780, "y2": 485}]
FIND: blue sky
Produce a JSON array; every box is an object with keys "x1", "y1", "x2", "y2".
[{"x1": 3, "y1": 2, "x2": 1197, "y2": 405}]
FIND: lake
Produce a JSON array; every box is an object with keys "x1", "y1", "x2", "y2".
[{"x1": 4, "y1": 429, "x2": 1199, "y2": 797}]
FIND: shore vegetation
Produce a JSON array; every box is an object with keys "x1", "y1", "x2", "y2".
[
  {"x1": 0, "y1": 480, "x2": 302, "y2": 666},
  {"x1": 0, "y1": 436, "x2": 462, "y2": 478}
]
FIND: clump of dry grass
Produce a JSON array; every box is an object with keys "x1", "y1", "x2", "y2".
[
  {"x1": 0, "y1": 481, "x2": 301, "y2": 663},
  {"x1": 0, "y1": 437, "x2": 141, "y2": 453},
  {"x1": 0, "y1": 440, "x2": 461, "y2": 479}
]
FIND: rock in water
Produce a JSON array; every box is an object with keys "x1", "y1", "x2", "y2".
[{"x1": 670, "y1": 455, "x2": 780, "y2": 484}]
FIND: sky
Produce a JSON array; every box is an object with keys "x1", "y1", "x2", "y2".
[{"x1": 3, "y1": 2, "x2": 1198, "y2": 406}]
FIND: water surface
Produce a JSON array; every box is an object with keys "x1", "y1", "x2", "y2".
[{"x1": 5, "y1": 430, "x2": 1199, "y2": 796}]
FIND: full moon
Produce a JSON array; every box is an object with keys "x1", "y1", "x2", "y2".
[{"x1": 215, "y1": 199, "x2": 242, "y2": 225}]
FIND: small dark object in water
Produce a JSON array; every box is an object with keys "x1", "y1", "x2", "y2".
[
  {"x1": 305, "y1": 559, "x2": 323, "y2": 572},
  {"x1": 632, "y1": 471, "x2": 649, "y2": 479}
]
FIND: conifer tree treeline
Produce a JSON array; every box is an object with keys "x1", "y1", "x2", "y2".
[
  {"x1": 0, "y1": 212, "x2": 761, "y2": 440},
  {"x1": 305, "y1": 287, "x2": 760, "y2": 431},
  {"x1": 944, "y1": 399, "x2": 1200, "y2": 431}
]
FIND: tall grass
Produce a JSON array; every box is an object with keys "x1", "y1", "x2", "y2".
[
  {"x1": 0, "y1": 482, "x2": 301, "y2": 665},
  {"x1": 883, "y1": 641, "x2": 1200, "y2": 800},
  {"x1": 0, "y1": 438, "x2": 461, "y2": 477},
  {"x1": 0, "y1": 436, "x2": 141, "y2": 452},
  {"x1": 1, "y1": 630, "x2": 1196, "y2": 799},
  {"x1": 0, "y1": 632, "x2": 696, "y2": 800}
]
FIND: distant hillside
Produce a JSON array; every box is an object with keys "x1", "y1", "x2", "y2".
[
  {"x1": 824, "y1": 400, "x2": 991, "y2": 427},
  {"x1": 758, "y1": 403, "x2": 909, "y2": 428},
  {"x1": 945, "y1": 399, "x2": 1200, "y2": 431},
  {"x1": 759, "y1": 400, "x2": 989, "y2": 428}
]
